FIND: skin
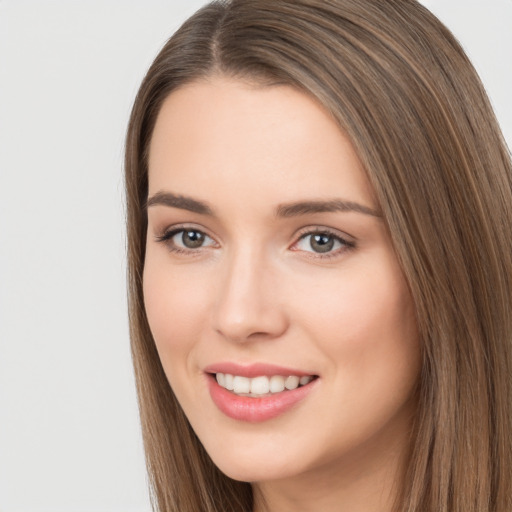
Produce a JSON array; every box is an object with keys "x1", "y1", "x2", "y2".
[{"x1": 143, "y1": 77, "x2": 421, "y2": 512}]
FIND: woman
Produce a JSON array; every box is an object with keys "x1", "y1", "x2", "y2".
[{"x1": 124, "y1": 1, "x2": 512, "y2": 511}]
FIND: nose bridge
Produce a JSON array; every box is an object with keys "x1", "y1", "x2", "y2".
[{"x1": 213, "y1": 243, "x2": 288, "y2": 342}]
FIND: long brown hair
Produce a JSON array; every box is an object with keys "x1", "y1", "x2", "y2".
[{"x1": 124, "y1": 1, "x2": 512, "y2": 510}]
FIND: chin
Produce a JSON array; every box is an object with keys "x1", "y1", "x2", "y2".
[
  {"x1": 212, "y1": 455, "x2": 296, "y2": 483},
  {"x1": 200, "y1": 432, "x2": 314, "y2": 484}
]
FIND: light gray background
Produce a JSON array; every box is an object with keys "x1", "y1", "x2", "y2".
[{"x1": 0, "y1": 1, "x2": 510, "y2": 511}]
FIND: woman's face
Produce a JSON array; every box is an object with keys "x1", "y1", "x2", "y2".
[{"x1": 144, "y1": 77, "x2": 420, "y2": 487}]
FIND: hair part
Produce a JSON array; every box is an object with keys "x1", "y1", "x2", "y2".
[{"x1": 125, "y1": 1, "x2": 512, "y2": 510}]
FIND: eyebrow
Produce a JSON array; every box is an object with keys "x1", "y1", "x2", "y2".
[
  {"x1": 275, "y1": 199, "x2": 382, "y2": 218},
  {"x1": 146, "y1": 191, "x2": 381, "y2": 218},
  {"x1": 146, "y1": 191, "x2": 213, "y2": 215}
]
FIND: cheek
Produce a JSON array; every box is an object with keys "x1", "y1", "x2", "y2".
[
  {"x1": 290, "y1": 254, "x2": 419, "y2": 387},
  {"x1": 289, "y1": 260, "x2": 420, "y2": 451},
  {"x1": 142, "y1": 255, "x2": 212, "y2": 363}
]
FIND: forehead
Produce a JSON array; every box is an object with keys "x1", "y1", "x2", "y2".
[{"x1": 147, "y1": 77, "x2": 375, "y2": 211}]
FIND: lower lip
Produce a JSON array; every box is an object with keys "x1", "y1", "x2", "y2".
[{"x1": 207, "y1": 375, "x2": 317, "y2": 422}]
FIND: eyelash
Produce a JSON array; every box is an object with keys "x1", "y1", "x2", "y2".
[{"x1": 155, "y1": 225, "x2": 356, "y2": 259}]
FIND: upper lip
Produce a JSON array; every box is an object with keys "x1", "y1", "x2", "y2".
[{"x1": 203, "y1": 362, "x2": 317, "y2": 378}]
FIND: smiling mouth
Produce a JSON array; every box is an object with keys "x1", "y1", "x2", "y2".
[{"x1": 213, "y1": 373, "x2": 318, "y2": 397}]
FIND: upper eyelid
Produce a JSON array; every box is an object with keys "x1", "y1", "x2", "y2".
[
  {"x1": 156, "y1": 223, "x2": 216, "y2": 240},
  {"x1": 293, "y1": 225, "x2": 355, "y2": 243}
]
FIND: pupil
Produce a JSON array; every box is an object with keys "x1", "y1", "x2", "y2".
[
  {"x1": 183, "y1": 230, "x2": 205, "y2": 248},
  {"x1": 311, "y1": 234, "x2": 334, "y2": 253}
]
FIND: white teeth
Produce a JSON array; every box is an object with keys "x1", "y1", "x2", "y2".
[
  {"x1": 216, "y1": 373, "x2": 225, "y2": 387},
  {"x1": 269, "y1": 375, "x2": 285, "y2": 393},
  {"x1": 285, "y1": 375, "x2": 300, "y2": 390},
  {"x1": 224, "y1": 373, "x2": 234, "y2": 391},
  {"x1": 251, "y1": 376, "x2": 270, "y2": 395},
  {"x1": 299, "y1": 375, "x2": 313, "y2": 386},
  {"x1": 232, "y1": 376, "x2": 250, "y2": 394},
  {"x1": 215, "y1": 373, "x2": 314, "y2": 396}
]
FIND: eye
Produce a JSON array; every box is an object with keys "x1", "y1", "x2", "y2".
[
  {"x1": 156, "y1": 227, "x2": 216, "y2": 252},
  {"x1": 174, "y1": 229, "x2": 209, "y2": 249},
  {"x1": 293, "y1": 230, "x2": 354, "y2": 256}
]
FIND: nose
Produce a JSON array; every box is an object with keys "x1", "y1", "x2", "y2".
[{"x1": 212, "y1": 248, "x2": 289, "y2": 343}]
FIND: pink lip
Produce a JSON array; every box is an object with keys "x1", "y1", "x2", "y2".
[
  {"x1": 204, "y1": 363, "x2": 318, "y2": 423},
  {"x1": 204, "y1": 362, "x2": 315, "y2": 378}
]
